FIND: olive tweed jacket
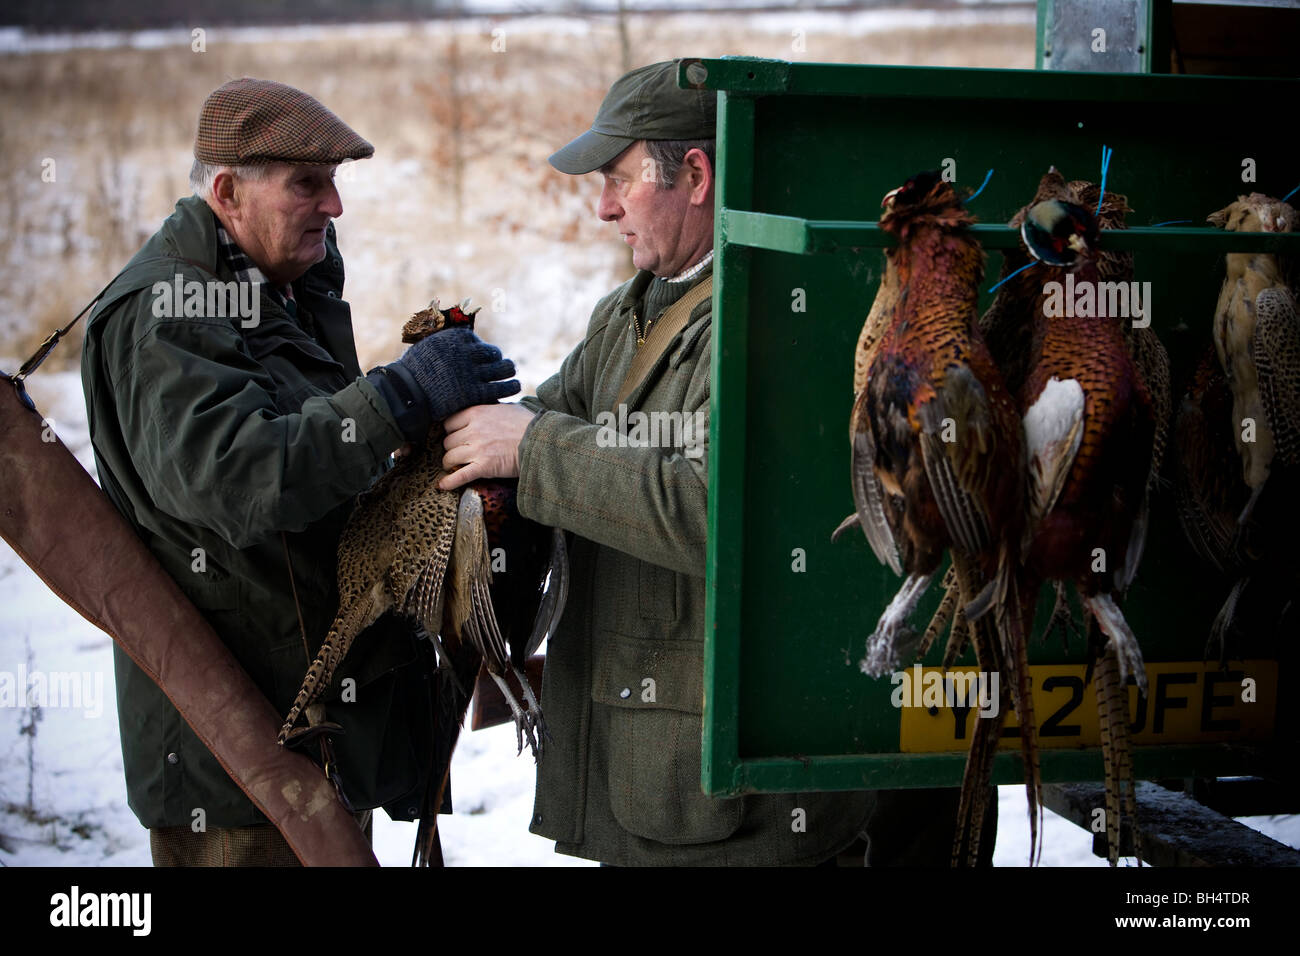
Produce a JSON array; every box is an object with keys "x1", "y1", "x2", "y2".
[
  {"x1": 518, "y1": 263, "x2": 871, "y2": 865},
  {"x1": 81, "y1": 196, "x2": 434, "y2": 828}
]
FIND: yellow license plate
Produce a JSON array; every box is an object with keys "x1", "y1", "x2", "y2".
[{"x1": 897, "y1": 660, "x2": 1278, "y2": 753}]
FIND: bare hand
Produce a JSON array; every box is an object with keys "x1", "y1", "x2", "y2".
[{"x1": 438, "y1": 403, "x2": 537, "y2": 490}]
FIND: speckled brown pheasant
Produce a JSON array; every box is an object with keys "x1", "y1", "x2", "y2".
[
  {"x1": 1188, "y1": 193, "x2": 1300, "y2": 659},
  {"x1": 1208, "y1": 193, "x2": 1299, "y2": 527},
  {"x1": 278, "y1": 301, "x2": 568, "y2": 781}
]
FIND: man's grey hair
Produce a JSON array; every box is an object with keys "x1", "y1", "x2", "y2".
[
  {"x1": 644, "y1": 139, "x2": 716, "y2": 190},
  {"x1": 189, "y1": 159, "x2": 271, "y2": 200}
]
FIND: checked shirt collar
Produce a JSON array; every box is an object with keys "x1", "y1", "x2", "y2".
[
  {"x1": 215, "y1": 224, "x2": 297, "y2": 316},
  {"x1": 666, "y1": 249, "x2": 713, "y2": 284}
]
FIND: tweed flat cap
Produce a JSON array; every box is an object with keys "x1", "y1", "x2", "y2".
[
  {"x1": 194, "y1": 77, "x2": 374, "y2": 166},
  {"x1": 549, "y1": 59, "x2": 715, "y2": 175}
]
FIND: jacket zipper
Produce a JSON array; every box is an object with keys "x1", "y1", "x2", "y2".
[{"x1": 632, "y1": 307, "x2": 648, "y2": 348}]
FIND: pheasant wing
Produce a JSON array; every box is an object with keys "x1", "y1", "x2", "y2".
[
  {"x1": 450, "y1": 487, "x2": 508, "y2": 667},
  {"x1": 520, "y1": 527, "x2": 570, "y2": 662},
  {"x1": 915, "y1": 367, "x2": 997, "y2": 558},
  {"x1": 1253, "y1": 286, "x2": 1300, "y2": 471},
  {"x1": 392, "y1": 479, "x2": 461, "y2": 633},
  {"x1": 849, "y1": 388, "x2": 903, "y2": 574}
]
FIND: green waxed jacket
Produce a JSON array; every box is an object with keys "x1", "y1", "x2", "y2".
[
  {"x1": 81, "y1": 195, "x2": 435, "y2": 829},
  {"x1": 518, "y1": 263, "x2": 872, "y2": 865}
]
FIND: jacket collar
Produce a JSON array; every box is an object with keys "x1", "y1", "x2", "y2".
[{"x1": 157, "y1": 194, "x2": 229, "y2": 278}]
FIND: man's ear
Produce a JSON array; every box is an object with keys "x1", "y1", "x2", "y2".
[
  {"x1": 682, "y1": 148, "x2": 713, "y2": 206},
  {"x1": 211, "y1": 169, "x2": 240, "y2": 218}
]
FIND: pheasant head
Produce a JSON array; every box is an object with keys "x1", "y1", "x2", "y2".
[
  {"x1": 879, "y1": 170, "x2": 975, "y2": 240},
  {"x1": 401, "y1": 298, "x2": 480, "y2": 344},
  {"x1": 1207, "y1": 193, "x2": 1298, "y2": 234},
  {"x1": 1022, "y1": 199, "x2": 1098, "y2": 268}
]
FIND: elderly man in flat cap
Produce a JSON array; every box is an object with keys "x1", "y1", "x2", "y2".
[
  {"x1": 437, "y1": 60, "x2": 871, "y2": 865},
  {"x1": 81, "y1": 78, "x2": 518, "y2": 866}
]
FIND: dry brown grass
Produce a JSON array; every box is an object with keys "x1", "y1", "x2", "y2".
[{"x1": 0, "y1": 11, "x2": 1033, "y2": 382}]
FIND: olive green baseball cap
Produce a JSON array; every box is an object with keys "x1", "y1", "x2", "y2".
[{"x1": 548, "y1": 59, "x2": 716, "y2": 175}]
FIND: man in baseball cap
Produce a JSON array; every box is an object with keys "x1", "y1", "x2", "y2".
[
  {"x1": 437, "y1": 59, "x2": 864, "y2": 866},
  {"x1": 81, "y1": 78, "x2": 516, "y2": 865},
  {"x1": 546, "y1": 59, "x2": 716, "y2": 175}
]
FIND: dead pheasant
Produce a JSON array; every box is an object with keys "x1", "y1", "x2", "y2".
[
  {"x1": 832, "y1": 180, "x2": 974, "y2": 681},
  {"x1": 1180, "y1": 193, "x2": 1300, "y2": 658},
  {"x1": 1208, "y1": 193, "x2": 1299, "y2": 528},
  {"x1": 1015, "y1": 196, "x2": 1157, "y2": 865},
  {"x1": 277, "y1": 300, "x2": 567, "y2": 859},
  {"x1": 839, "y1": 170, "x2": 1033, "y2": 865},
  {"x1": 916, "y1": 171, "x2": 1170, "y2": 865}
]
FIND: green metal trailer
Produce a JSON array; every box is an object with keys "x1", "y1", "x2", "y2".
[{"x1": 692, "y1": 55, "x2": 1299, "y2": 807}]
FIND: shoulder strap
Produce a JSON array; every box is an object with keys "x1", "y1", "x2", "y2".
[
  {"x1": 614, "y1": 275, "x2": 713, "y2": 410},
  {"x1": 8, "y1": 254, "x2": 223, "y2": 404}
]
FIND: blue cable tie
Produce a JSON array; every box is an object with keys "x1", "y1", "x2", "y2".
[
  {"x1": 965, "y1": 168, "x2": 995, "y2": 204},
  {"x1": 1282, "y1": 182, "x2": 1299, "y2": 205},
  {"x1": 1096, "y1": 145, "x2": 1113, "y2": 216},
  {"x1": 988, "y1": 259, "x2": 1037, "y2": 294}
]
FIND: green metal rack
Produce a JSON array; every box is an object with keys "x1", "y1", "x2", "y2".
[{"x1": 693, "y1": 56, "x2": 1300, "y2": 798}]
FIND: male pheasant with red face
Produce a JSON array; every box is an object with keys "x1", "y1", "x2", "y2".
[{"x1": 1015, "y1": 196, "x2": 1158, "y2": 864}]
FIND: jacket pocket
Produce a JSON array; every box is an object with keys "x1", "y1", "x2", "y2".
[
  {"x1": 592, "y1": 633, "x2": 742, "y2": 845},
  {"x1": 638, "y1": 560, "x2": 678, "y2": 622}
]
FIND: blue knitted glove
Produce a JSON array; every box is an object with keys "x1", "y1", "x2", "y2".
[
  {"x1": 397, "y1": 326, "x2": 519, "y2": 418},
  {"x1": 368, "y1": 328, "x2": 519, "y2": 443}
]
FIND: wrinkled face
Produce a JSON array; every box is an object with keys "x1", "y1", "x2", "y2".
[
  {"x1": 226, "y1": 163, "x2": 342, "y2": 286},
  {"x1": 596, "y1": 142, "x2": 696, "y2": 277}
]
